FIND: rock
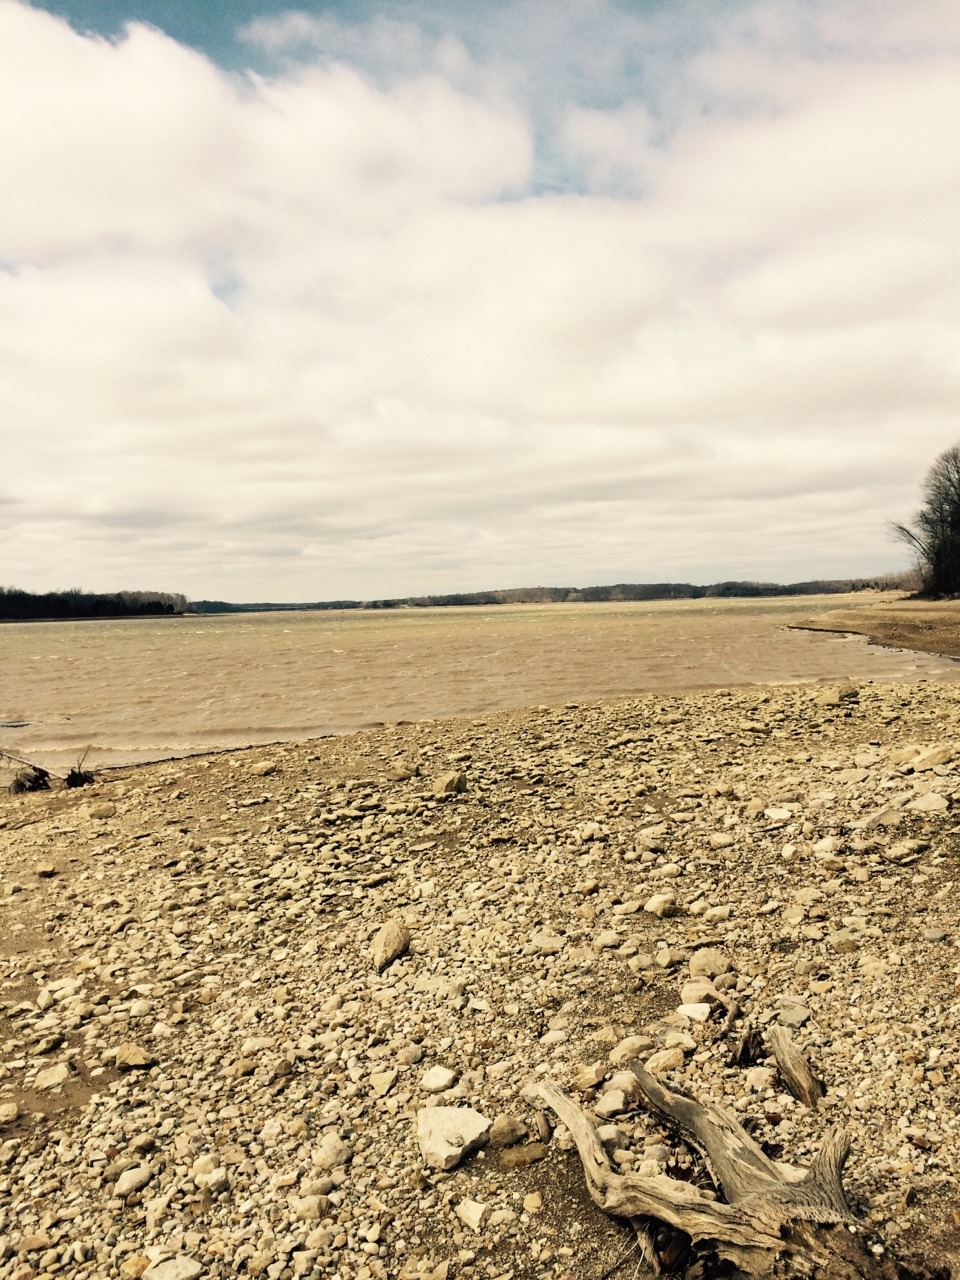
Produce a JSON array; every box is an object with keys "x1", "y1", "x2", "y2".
[
  {"x1": 416, "y1": 1106, "x2": 491, "y2": 1170},
  {"x1": 610, "y1": 1035, "x2": 655, "y2": 1065},
  {"x1": 115, "y1": 1163, "x2": 155, "y2": 1197},
  {"x1": 421, "y1": 1065, "x2": 458, "y2": 1093},
  {"x1": 680, "y1": 979, "x2": 720, "y2": 1005},
  {"x1": 35, "y1": 862, "x2": 58, "y2": 878},
  {"x1": 913, "y1": 745, "x2": 953, "y2": 771},
  {"x1": 594, "y1": 929, "x2": 620, "y2": 949},
  {"x1": 594, "y1": 1089, "x2": 627, "y2": 1118},
  {"x1": 523, "y1": 1191, "x2": 543, "y2": 1213},
  {"x1": 688, "y1": 947, "x2": 731, "y2": 978},
  {"x1": 370, "y1": 1068, "x2": 399, "y2": 1096},
  {"x1": 142, "y1": 1258, "x2": 204, "y2": 1280},
  {"x1": 85, "y1": 801, "x2": 117, "y2": 820},
  {"x1": 0, "y1": 1102, "x2": 18, "y2": 1125},
  {"x1": 250, "y1": 760, "x2": 277, "y2": 777},
  {"x1": 644, "y1": 1047, "x2": 685, "y2": 1077},
  {"x1": 596, "y1": 1124, "x2": 628, "y2": 1151},
  {"x1": 34, "y1": 1062, "x2": 70, "y2": 1090},
  {"x1": 677, "y1": 1002, "x2": 712, "y2": 1022},
  {"x1": 644, "y1": 892, "x2": 678, "y2": 918},
  {"x1": 293, "y1": 1194, "x2": 331, "y2": 1222},
  {"x1": 433, "y1": 770, "x2": 467, "y2": 798},
  {"x1": 114, "y1": 1042, "x2": 157, "y2": 1070},
  {"x1": 385, "y1": 759, "x2": 420, "y2": 780},
  {"x1": 119, "y1": 1257, "x2": 151, "y2": 1279},
  {"x1": 314, "y1": 1131, "x2": 352, "y2": 1170},
  {"x1": 817, "y1": 683, "x2": 858, "y2": 707},
  {"x1": 778, "y1": 1003, "x2": 811, "y2": 1028},
  {"x1": 664, "y1": 1029, "x2": 696, "y2": 1052},
  {"x1": 828, "y1": 929, "x2": 860, "y2": 955},
  {"x1": 499, "y1": 1142, "x2": 548, "y2": 1170},
  {"x1": 489, "y1": 1114, "x2": 527, "y2": 1148},
  {"x1": 195, "y1": 1165, "x2": 229, "y2": 1193},
  {"x1": 745, "y1": 1066, "x2": 776, "y2": 1092},
  {"x1": 530, "y1": 929, "x2": 565, "y2": 954},
  {"x1": 455, "y1": 1197, "x2": 490, "y2": 1230},
  {"x1": 572, "y1": 1061, "x2": 607, "y2": 1091},
  {"x1": 703, "y1": 904, "x2": 733, "y2": 923},
  {"x1": 371, "y1": 918, "x2": 411, "y2": 972},
  {"x1": 907, "y1": 791, "x2": 949, "y2": 813}
]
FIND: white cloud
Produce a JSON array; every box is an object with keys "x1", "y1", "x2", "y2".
[{"x1": 1, "y1": 0, "x2": 959, "y2": 598}]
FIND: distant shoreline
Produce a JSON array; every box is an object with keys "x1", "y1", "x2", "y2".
[{"x1": 1, "y1": 578, "x2": 908, "y2": 622}]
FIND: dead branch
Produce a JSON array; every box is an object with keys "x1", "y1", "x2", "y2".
[
  {"x1": 528, "y1": 1060, "x2": 945, "y2": 1278},
  {"x1": 767, "y1": 1024, "x2": 824, "y2": 1109}
]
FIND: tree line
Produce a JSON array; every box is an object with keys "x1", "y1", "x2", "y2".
[{"x1": 0, "y1": 588, "x2": 188, "y2": 620}]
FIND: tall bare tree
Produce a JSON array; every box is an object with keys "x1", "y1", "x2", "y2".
[{"x1": 893, "y1": 444, "x2": 960, "y2": 597}]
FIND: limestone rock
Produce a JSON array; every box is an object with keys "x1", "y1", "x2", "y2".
[
  {"x1": 489, "y1": 1114, "x2": 527, "y2": 1148},
  {"x1": 645, "y1": 1047, "x2": 685, "y2": 1077},
  {"x1": 314, "y1": 1131, "x2": 352, "y2": 1170},
  {"x1": 371, "y1": 918, "x2": 411, "y2": 972},
  {"x1": 688, "y1": 947, "x2": 731, "y2": 978},
  {"x1": 610, "y1": 1035, "x2": 655, "y2": 1065},
  {"x1": 906, "y1": 791, "x2": 949, "y2": 813},
  {"x1": 530, "y1": 929, "x2": 565, "y2": 954},
  {"x1": 455, "y1": 1197, "x2": 490, "y2": 1230},
  {"x1": 114, "y1": 1042, "x2": 156, "y2": 1070},
  {"x1": 416, "y1": 1106, "x2": 491, "y2": 1171},
  {"x1": 500, "y1": 1141, "x2": 548, "y2": 1170},
  {"x1": 34, "y1": 1062, "x2": 70, "y2": 1091},
  {"x1": 644, "y1": 892, "x2": 678, "y2": 919},
  {"x1": 143, "y1": 1258, "x2": 204, "y2": 1280},
  {"x1": 116, "y1": 1163, "x2": 155, "y2": 1197},
  {"x1": 433, "y1": 770, "x2": 467, "y2": 798},
  {"x1": 421, "y1": 1065, "x2": 458, "y2": 1093}
]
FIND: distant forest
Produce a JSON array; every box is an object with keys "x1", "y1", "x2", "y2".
[
  {"x1": 1, "y1": 575, "x2": 908, "y2": 621},
  {"x1": 193, "y1": 574, "x2": 908, "y2": 614},
  {"x1": 0, "y1": 588, "x2": 189, "y2": 620}
]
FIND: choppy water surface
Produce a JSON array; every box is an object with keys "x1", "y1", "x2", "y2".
[{"x1": 1, "y1": 596, "x2": 957, "y2": 770}]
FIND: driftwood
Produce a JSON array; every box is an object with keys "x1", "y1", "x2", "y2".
[
  {"x1": 530, "y1": 1060, "x2": 946, "y2": 1278},
  {"x1": 1, "y1": 747, "x2": 94, "y2": 792},
  {"x1": 767, "y1": 1025, "x2": 824, "y2": 1109}
]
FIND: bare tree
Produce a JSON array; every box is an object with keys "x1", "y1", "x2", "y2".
[{"x1": 893, "y1": 445, "x2": 960, "y2": 597}]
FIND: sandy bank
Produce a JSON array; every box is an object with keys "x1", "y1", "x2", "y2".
[
  {"x1": 799, "y1": 596, "x2": 960, "y2": 661},
  {"x1": 2, "y1": 678, "x2": 960, "y2": 1278}
]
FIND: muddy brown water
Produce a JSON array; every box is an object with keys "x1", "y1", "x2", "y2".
[{"x1": 1, "y1": 596, "x2": 957, "y2": 772}]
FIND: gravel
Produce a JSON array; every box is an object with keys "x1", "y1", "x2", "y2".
[{"x1": 2, "y1": 676, "x2": 960, "y2": 1277}]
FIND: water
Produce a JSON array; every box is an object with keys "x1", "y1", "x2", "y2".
[{"x1": 1, "y1": 596, "x2": 956, "y2": 771}]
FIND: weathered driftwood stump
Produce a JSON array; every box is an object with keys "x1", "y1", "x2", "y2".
[{"x1": 531, "y1": 1059, "x2": 946, "y2": 1278}]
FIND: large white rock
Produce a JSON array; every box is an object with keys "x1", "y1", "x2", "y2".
[
  {"x1": 371, "y1": 918, "x2": 411, "y2": 972},
  {"x1": 143, "y1": 1257, "x2": 204, "y2": 1280},
  {"x1": 416, "y1": 1106, "x2": 491, "y2": 1171},
  {"x1": 644, "y1": 892, "x2": 678, "y2": 919},
  {"x1": 314, "y1": 1131, "x2": 352, "y2": 1170},
  {"x1": 116, "y1": 1163, "x2": 155, "y2": 1198}
]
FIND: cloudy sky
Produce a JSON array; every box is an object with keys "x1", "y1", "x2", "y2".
[{"x1": 3, "y1": 0, "x2": 959, "y2": 601}]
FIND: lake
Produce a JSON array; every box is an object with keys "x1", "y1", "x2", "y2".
[{"x1": 1, "y1": 595, "x2": 957, "y2": 771}]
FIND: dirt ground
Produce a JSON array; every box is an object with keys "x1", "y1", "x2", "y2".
[{"x1": 797, "y1": 596, "x2": 960, "y2": 660}]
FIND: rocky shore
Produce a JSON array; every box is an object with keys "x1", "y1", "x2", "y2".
[{"x1": 2, "y1": 676, "x2": 960, "y2": 1278}]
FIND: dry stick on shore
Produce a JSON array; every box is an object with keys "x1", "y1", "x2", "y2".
[
  {"x1": 767, "y1": 1025, "x2": 824, "y2": 1110},
  {"x1": 530, "y1": 1060, "x2": 947, "y2": 1278}
]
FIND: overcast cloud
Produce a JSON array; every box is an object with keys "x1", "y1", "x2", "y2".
[{"x1": 3, "y1": 0, "x2": 960, "y2": 600}]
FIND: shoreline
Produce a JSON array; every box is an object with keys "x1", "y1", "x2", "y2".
[
  {"x1": 5, "y1": 596, "x2": 960, "y2": 778},
  {"x1": 2, "y1": 677, "x2": 960, "y2": 1277}
]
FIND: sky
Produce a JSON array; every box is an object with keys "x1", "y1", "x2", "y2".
[{"x1": 3, "y1": 0, "x2": 960, "y2": 601}]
